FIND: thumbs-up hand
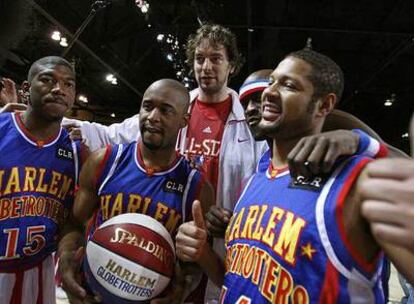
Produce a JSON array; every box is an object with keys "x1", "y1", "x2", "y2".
[
  {"x1": 175, "y1": 200, "x2": 208, "y2": 262},
  {"x1": 360, "y1": 113, "x2": 414, "y2": 252}
]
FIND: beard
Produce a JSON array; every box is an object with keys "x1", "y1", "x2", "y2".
[
  {"x1": 259, "y1": 97, "x2": 318, "y2": 140},
  {"x1": 141, "y1": 135, "x2": 163, "y2": 150}
]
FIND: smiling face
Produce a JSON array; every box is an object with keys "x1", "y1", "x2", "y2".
[
  {"x1": 29, "y1": 63, "x2": 76, "y2": 121},
  {"x1": 259, "y1": 56, "x2": 319, "y2": 139},
  {"x1": 193, "y1": 39, "x2": 234, "y2": 96},
  {"x1": 139, "y1": 80, "x2": 189, "y2": 151}
]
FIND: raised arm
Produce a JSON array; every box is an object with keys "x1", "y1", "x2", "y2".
[
  {"x1": 62, "y1": 114, "x2": 140, "y2": 152},
  {"x1": 324, "y1": 109, "x2": 407, "y2": 158}
]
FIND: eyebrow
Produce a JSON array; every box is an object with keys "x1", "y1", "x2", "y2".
[
  {"x1": 38, "y1": 71, "x2": 76, "y2": 81},
  {"x1": 161, "y1": 103, "x2": 176, "y2": 110}
]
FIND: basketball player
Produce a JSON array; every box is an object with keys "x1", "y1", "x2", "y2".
[
  {"x1": 0, "y1": 56, "x2": 80, "y2": 304},
  {"x1": 58, "y1": 79, "x2": 214, "y2": 303},
  {"x1": 205, "y1": 68, "x2": 390, "y2": 238},
  {"x1": 62, "y1": 24, "x2": 265, "y2": 302},
  {"x1": 176, "y1": 49, "x2": 414, "y2": 302}
]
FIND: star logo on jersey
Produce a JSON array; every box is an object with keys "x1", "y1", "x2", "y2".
[
  {"x1": 301, "y1": 242, "x2": 316, "y2": 260},
  {"x1": 202, "y1": 126, "x2": 212, "y2": 134}
]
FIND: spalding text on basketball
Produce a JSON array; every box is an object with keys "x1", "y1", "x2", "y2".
[{"x1": 110, "y1": 227, "x2": 173, "y2": 267}]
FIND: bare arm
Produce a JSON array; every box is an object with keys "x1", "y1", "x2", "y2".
[
  {"x1": 324, "y1": 109, "x2": 408, "y2": 158},
  {"x1": 58, "y1": 148, "x2": 107, "y2": 303},
  {"x1": 349, "y1": 163, "x2": 414, "y2": 285}
]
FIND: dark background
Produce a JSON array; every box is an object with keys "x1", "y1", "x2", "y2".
[{"x1": 1, "y1": 0, "x2": 413, "y2": 152}]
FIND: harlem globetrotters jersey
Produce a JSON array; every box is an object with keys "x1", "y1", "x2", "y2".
[
  {"x1": 222, "y1": 155, "x2": 385, "y2": 303},
  {"x1": 88, "y1": 141, "x2": 205, "y2": 238},
  {"x1": 0, "y1": 112, "x2": 80, "y2": 271}
]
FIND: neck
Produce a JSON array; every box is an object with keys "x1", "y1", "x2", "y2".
[
  {"x1": 197, "y1": 86, "x2": 229, "y2": 104},
  {"x1": 21, "y1": 110, "x2": 61, "y2": 140},
  {"x1": 270, "y1": 124, "x2": 323, "y2": 168},
  {"x1": 139, "y1": 139, "x2": 177, "y2": 170},
  {"x1": 271, "y1": 137, "x2": 300, "y2": 168}
]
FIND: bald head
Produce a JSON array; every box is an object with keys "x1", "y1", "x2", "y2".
[
  {"x1": 144, "y1": 79, "x2": 189, "y2": 114},
  {"x1": 242, "y1": 69, "x2": 273, "y2": 86},
  {"x1": 140, "y1": 79, "x2": 190, "y2": 151},
  {"x1": 28, "y1": 56, "x2": 75, "y2": 82}
]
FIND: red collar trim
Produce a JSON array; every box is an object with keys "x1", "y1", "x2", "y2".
[
  {"x1": 15, "y1": 113, "x2": 61, "y2": 148},
  {"x1": 136, "y1": 142, "x2": 181, "y2": 176},
  {"x1": 267, "y1": 162, "x2": 289, "y2": 179}
]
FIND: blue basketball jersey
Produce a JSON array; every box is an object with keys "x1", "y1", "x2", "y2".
[
  {"x1": 88, "y1": 142, "x2": 204, "y2": 238},
  {"x1": 0, "y1": 112, "x2": 80, "y2": 271},
  {"x1": 221, "y1": 155, "x2": 385, "y2": 303}
]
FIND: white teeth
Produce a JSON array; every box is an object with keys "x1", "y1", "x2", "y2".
[{"x1": 264, "y1": 104, "x2": 280, "y2": 113}]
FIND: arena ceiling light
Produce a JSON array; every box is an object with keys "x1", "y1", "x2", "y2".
[
  {"x1": 105, "y1": 74, "x2": 118, "y2": 85},
  {"x1": 135, "y1": 0, "x2": 149, "y2": 14},
  {"x1": 384, "y1": 93, "x2": 396, "y2": 107},
  {"x1": 59, "y1": 37, "x2": 68, "y2": 47},
  {"x1": 78, "y1": 94, "x2": 89, "y2": 104},
  {"x1": 51, "y1": 31, "x2": 61, "y2": 41}
]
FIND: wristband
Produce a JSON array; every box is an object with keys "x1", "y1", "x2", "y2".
[{"x1": 352, "y1": 129, "x2": 388, "y2": 158}]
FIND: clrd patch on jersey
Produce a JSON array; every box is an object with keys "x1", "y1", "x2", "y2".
[
  {"x1": 163, "y1": 178, "x2": 185, "y2": 195},
  {"x1": 289, "y1": 175, "x2": 327, "y2": 191},
  {"x1": 56, "y1": 146, "x2": 73, "y2": 160}
]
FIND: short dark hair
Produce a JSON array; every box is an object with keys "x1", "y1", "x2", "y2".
[
  {"x1": 28, "y1": 56, "x2": 75, "y2": 82},
  {"x1": 185, "y1": 24, "x2": 244, "y2": 77},
  {"x1": 286, "y1": 49, "x2": 344, "y2": 102}
]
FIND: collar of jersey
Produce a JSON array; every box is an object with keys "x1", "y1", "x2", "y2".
[
  {"x1": 13, "y1": 112, "x2": 62, "y2": 148},
  {"x1": 135, "y1": 141, "x2": 182, "y2": 176},
  {"x1": 266, "y1": 161, "x2": 289, "y2": 179}
]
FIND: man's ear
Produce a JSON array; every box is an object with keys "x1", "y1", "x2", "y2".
[
  {"x1": 229, "y1": 64, "x2": 235, "y2": 75},
  {"x1": 316, "y1": 93, "x2": 336, "y2": 117},
  {"x1": 180, "y1": 113, "x2": 190, "y2": 128}
]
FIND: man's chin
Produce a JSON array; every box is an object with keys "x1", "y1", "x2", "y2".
[
  {"x1": 199, "y1": 83, "x2": 220, "y2": 95},
  {"x1": 257, "y1": 120, "x2": 281, "y2": 136},
  {"x1": 43, "y1": 113, "x2": 65, "y2": 122},
  {"x1": 142, "y1": 139, "x2": 162, "y2": 151}
]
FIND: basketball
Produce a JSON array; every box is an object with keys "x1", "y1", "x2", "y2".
[{"x1": 83, "y1": 213, "x2": 175, "y2": 303}]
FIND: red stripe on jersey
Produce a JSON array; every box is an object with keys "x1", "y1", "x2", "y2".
[
  {"x1": 136, "y1": 141, "x2": 181, "y2": 175},
  {"x1": 15, "y1": 113, "x2": 60, "y2": 147},
  {"x1": 94, "y1": 145, "x2": 112, "y2": 188},
  {"x1": 319, "y1": 259, "x2": 339, "y2": 303},
  {"x1": 376, "y1": 143, "x2": 389, "y2": 158},
  {"x1": 11, "y1": 270, "x2": 23, "y2": 304},
  {"x1": 85, "y1": 210, "x2": 99, "y2": 241},
  {"x1": 335, "y1": 158, "x2": 380, "y2": 274}
]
